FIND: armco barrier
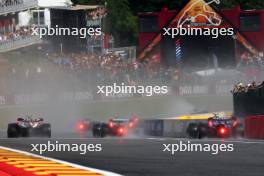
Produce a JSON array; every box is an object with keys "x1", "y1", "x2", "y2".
[
  {"x1": 144, "y1": 120, "x2": 164, "y2": 136},
  {"x1": 245, "y1": 115, "x2": 264, "y2": 139},
  {"x1": 144, "y1": 119, "x2": 207, "y2": 137}
]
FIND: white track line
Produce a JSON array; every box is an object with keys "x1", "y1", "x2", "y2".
[{"x1": 0, "y1": 146, "x2": 123, "y2": 176}]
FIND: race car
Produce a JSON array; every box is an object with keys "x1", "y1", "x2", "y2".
[
  {"x1": 7, "y1": 116, "x2": 51, "y2": 138},
  {"x1": 187, "y1": 114, "x2": 243, "y2": 139},
  {"x1": 92, "y1": 115, "x2": 139, "y2": 138}
]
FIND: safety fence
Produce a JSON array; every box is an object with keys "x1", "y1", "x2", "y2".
[
  {"x1": 0, "y1": 35, "x2": 42, "y2": 53},
  {"x1": 106, "y1": 46, "x2": 137, "y2": 61}
]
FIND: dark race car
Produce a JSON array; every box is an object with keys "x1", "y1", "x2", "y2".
[
  {"x1": 207, "y1": 115, "x2": 243, "y2": 138},
  {"x1": 92, "y1": 122, "x2": 109, "y2": 138},
  {"x1": 7, "y1": 116, "x2": 51, "y2": 138},
  {"x1": 92, "y1": 115, "x2": 139, "y2": 138},
  {"x1": 187, "y1": 114, "x2": 243, "y2": 139}
]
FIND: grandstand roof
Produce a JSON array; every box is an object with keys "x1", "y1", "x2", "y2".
[{"x1": 48, "y1": 5, "x2": 101, "y2": 11}]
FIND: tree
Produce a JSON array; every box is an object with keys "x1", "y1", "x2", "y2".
[
  {"x1": 104, "y1": 0, "x2": 138, "y2": 47},
  {"x1": 72, "y1": 0, "x2": 138, "y2": 47},
  {"x1": 128, "y1": 0, "x2": 186, "y2": 13}
]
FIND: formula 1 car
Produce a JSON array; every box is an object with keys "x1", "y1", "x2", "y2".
[
  {"x1": 7, "y1": 116, "x2": 51, "y2": 138},
  {"x1": 187, "y1": 114, "x2": 243, "y2": 139},
  {"x1": 92, "y1": 116, "x2": 139, "y2": 138}
]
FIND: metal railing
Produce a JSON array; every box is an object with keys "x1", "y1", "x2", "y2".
[
  {"x1": 0, "y1": 35, "x2": 42, "y2": 52},
  {"x1": 106, "y1": 46, "x2": 137, "y2": 61},
  {"x1": 0, "y1": 0, "x2": 38, "y2": 15}
]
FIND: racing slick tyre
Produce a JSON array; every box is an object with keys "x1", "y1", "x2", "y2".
[
  {"x1": 93, "y1": 130, "x2": 105, "y2": 138},
  {"x1": 40, "y1": 124, "x2": 51, "y2": 138},
  {"x1": 187, "y1": 123, "x2": 207, "y2": 139},
  {"x1": 187, "y1": 123, "x2": 199, "y2": 138},
  {"x1": 92, "y1": 123, "x2": 106, "y2": 138},
  {"x1": 7, "y1": 124, "x2": 19, "y2": 138},
  {"x1": 21, "y1": 128, "x2": 30, "y2": 137},
  {"x1": 197, "y1": 123, "x2": 208, "y2": 139}
]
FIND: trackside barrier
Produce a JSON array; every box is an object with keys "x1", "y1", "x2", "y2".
[
  {"x1": 144, "y1": 119, "x2": 207, "y2": 137},
  {"x1": 144, "y1": 120, "x2": 164, "y2": 136},
  {"x1": 143, "y1": 112, "x2": 231, "y2": 137},
  {"x1": 245, "y1": 115, "x2": 264, "y2": 139}
]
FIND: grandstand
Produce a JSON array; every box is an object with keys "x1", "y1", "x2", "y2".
[
  {"x1": 0, "y1": 0, "x2": 38, "y2": 15},
  {"x1": 0, "y1": 0, "x2": 105, "y2": 53}
]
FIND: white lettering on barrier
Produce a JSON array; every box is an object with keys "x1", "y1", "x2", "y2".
[
  {"x1": 0, "y1": 96, "x2": 6, "y2": 105},
  {"x1": 180, "y1": 86, "x2": 208, "y2": 95},
  {"x1": 15, "y1": 94, "x2": 49, "y2": 105}
]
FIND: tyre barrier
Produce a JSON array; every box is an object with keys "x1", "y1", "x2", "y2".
[{"x1": 245, "y1": 115, "x2": 264, "y2": 139}]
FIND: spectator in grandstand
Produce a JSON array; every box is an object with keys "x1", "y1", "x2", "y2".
[
  {"x1": 46, "y1": 50, "x2": 182, "y2": 88},
  {"x1": 232, "y1": 81, "x2": 262, "y2": 93},
  {"x1": 0, "y1": 27, "x2": 32, "y2": 44}
]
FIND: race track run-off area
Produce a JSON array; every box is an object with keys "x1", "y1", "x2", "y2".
[{"x1": 0, "y1": 145, "x2": 121, "y2": 176}]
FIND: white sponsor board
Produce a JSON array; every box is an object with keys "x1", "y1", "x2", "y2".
[{"x1": 38, "y1": 0, "x2": 73, "y2": 7}]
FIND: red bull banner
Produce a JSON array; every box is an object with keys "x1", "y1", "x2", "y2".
[{"x1": 138, "y1": 0, "x2": 260, "y2": 61}]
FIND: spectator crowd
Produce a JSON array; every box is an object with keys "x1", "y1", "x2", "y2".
[
  {"x1": 0, "y1": 27, "x2": 32, "y2": 44},
  {"x1": 46, "y1": 52, "x2": 180, "y2": 87},
  {"x1": 232, "y1": 81, "x2": 264, "y2": 93}
]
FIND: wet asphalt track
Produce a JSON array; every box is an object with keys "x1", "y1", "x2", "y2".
[{"x1": 0, "y1": 135, "x2": 264, "y2": 176}]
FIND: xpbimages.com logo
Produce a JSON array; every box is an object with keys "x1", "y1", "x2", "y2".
[
  {"x1": 31, "y1": 25, "x2": 102, "y2": 39},
  {"x1": 163, "y1": 141, "x2": 234, "y2": 155},
  {"x1": 163, "y1": 0, "x2": 235, "y2": 39},
  {"x1": 97, "y1": 83, "x2": 168, "y2": 97}
]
